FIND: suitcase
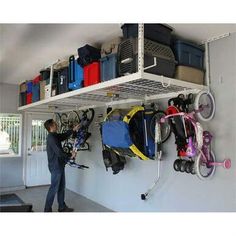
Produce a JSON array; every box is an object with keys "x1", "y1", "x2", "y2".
[
  {"x1": 172, "y1": 40, "x2": 204, "y2": 70},
  {"x1": 19, "y1": 92, "x2": 27, "y2": 106},
  {"x1": 26, "y1": 81, "x2": 33, "y2": 94},
  {"x1": 19, "y1": 82, "x2": 27, "y2": 93},
  {"x1": 84, "y1": 62, "x2": 100, "y2": 87},
  {"x1": 101, "y1": 37, "x2": 122, "y2": 58},
  {"x1": 121, "y1": 24, "x2": 173, "y2": 45},
  {"x1": 57, "y1": 67, "x2": 69, "y2": 94},
  {"x1": 32, "y1": 83, "x2": 40, "y2": 102},
  {"x1": 175, "y1": 65, "x2": 204, "y2": 85},
  {"x1": 100, "y1": 54, "x2": 117, "y2": 82},
  {"x1": 77, "y1": 44, "x2": 101, "y2": 67},
  {"x1": 118, "y1": 38, "x2": 176, "y2": 78},
  {"x1": 68, "y1": 55, "x2": 84, "y2": 90},
  {"x1": 26, "y1": 93, "x2": 32, "y2": 104}
]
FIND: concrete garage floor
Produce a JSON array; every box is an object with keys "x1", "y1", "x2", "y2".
[{"x1": 2, "y1": 186, "x2": 112, "y2": 212}]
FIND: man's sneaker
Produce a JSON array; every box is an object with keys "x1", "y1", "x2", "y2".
[{"x1": 58, "y1": 206, "x2": 74, "y2": 212}]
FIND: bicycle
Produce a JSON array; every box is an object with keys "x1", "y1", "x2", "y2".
[{"x1": 161, "y1": 91, "x2": 231, "y2": 180}]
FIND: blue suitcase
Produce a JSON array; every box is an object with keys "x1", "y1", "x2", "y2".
[
  {"x1": 68, "y1": 55, "x2": 84, "y2": 90},
  {"x1": 100, "y1": 54, "x2": 117, "y2": 82},
  {"x1": 32, "y1": 83, "x2": 40, "y2": 102}
]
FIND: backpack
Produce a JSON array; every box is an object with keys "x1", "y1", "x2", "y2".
[{"x1": 102, "y1": 147, "x2": 126, "y2": 175}]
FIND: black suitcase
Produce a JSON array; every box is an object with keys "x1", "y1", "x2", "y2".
[
  {"x1": 57, "y1": 67, "x2": 69, "y2": 94},
  {"x1": 19, "y1": 91, "x2": 27, "y2": 106},
  {"x1": 77, "y1": 44, "x2": 101, "y2": 67},
  {"x1": 118, "y1": 38, "x2": 176, "y2": 78}
]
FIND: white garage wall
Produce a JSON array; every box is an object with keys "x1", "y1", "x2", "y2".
[
  {"x1": 0, "y1": 83, "x2": 24, "y2": 189},
  {"x1": 65, "y1": 33, "x2": 236, "y2": 212}
]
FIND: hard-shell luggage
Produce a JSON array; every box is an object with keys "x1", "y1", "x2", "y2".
[
  {"x1": 32, "y1": 83, "x2": 40, "y2": 102},
  {"x1": 175, "y1": 65, "x2": 204, "y2": 85},
  {"x1": 26, "y1": 93, "x2": 32, "y2": 104},
  {"x1": 100, "y1": 54, "x2": 117, "y2": 82},
  {"x1": 101, "y1": 37, "x2": 122, "y2": 58},
  {"x1": 121, "y1": 24, "x2": 173, "y2": 45},
  {"x1": 68, "y1": 55, "x2": 84, "y2": 90},
  {"x1": 19, "y1": 92, "x2": 27, "y2": 106},
  {"x1": 77, "y1": 44, "x2": 101, "y2": 67},
  {"x1": 84, "y1": 62, "x2": 100, "y2": 87},
  {"x1": 118, "y1": 38, "x2": 176, "y2": 78},
  {"x1": 26, "y1": 81, "x2": 33, "y2": 94},
  {"x1": 172, "y1": 40, "x2": 204, "y2": 70},
  {"x1": 57, "y1": 67, "x2": 69, "y2": 94}
]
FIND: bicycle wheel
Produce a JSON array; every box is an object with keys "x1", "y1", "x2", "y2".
[
  {"x1": 150, "y1": 111, "x2": 171, "y2": 143},
  {"x1": 195, "y1": 150, "x2": 216, "y2": 180},
  {"x1": 52, "y1": 113, "x2": 62, "y2": 132},
  {"x1": 60, "y1": 113, "x2": 68, "y2": 126},
  {"x1": 194, "y1": 91, "x2": 215, "y2": 122},
  {"x1": 173, "y1": 159, "x2": 182, "y2": 172},
  {"x1": 85, "y1": 108, "x2": 95, "y2": 127},
  {"x1": 68, "y1": 110, "x2": 80, "y2": 128}
]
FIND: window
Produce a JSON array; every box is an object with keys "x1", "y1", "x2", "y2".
[
  {"x1": 31, "y1": 120, "x2": 48, "y2": 152},
  {"x1": 0, "y1": 114, "x2": 22, "y2": 157}
]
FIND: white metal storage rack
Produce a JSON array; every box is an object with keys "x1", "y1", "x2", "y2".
[{"x1": 18, "y1": 24, "x2": 208, "y2": 113}]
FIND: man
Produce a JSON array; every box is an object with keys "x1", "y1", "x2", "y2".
[{"x1": 44, "y1": 119, "x2": 79, "y2": 212}]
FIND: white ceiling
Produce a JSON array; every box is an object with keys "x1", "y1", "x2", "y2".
[{"x1": 0, "y1": 23, "x2": 236, "y2": 85}]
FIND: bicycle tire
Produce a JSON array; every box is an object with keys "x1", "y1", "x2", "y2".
[
  {"x1": 149, "y1": 111, "x2": 171, "y2": 143},
  {"x1": 173, "y1": 159, "x2": 182, "y2": 172},
  {"x1": 194, "y1": 91, "x2": 215, "y2": 122},
  {"x1": 60, "y1": 113, "x2": 69, "y2": 126},
  {"x1": 52, "y1": 113, "x2": 62, "y2": 131},
  {"x1": 195, "y1": 150, "x2": 216, "y2": 180},
  {"x1": 68, "y1": 110, "x2": 80, "y2": 128}
]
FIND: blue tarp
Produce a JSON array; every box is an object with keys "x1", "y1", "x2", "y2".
[{"x1": 102, "y1": 121, "x2": 132, "y2": 148}]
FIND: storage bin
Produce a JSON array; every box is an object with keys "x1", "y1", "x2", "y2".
[
  {"x1": 84, "y1": 62, "x2": 100, "y2": 87},
  {"x1": 26, "y1": 93, "x2": 32, "y2": 104},
  {"x1": 121, "y1": 24, "x2": 173, "y2": 45},
  {"x1": 19, "y1": 82, "x2": 27, "y2": 93},
  {"x1": 118, "y1": 38, "x2": 176, "y2": 78},
  {"x1": 175, "y1": 65, "x2": 204, "y2": 85},
  {"x1": 100, "y1": 54, "x2": 117, "y2": 82},
  {"x1": 101, "y1": 37, "x2": 122, "y2": 58},
  {"x1": 69, "y1": 55, "x2": 84, "y2": 90},
  {"x1": 19, "y1": 92, "x2": 27, "y2": 106},
  {"x1": 26, "y1": 81, "x2": 33, "y2": 94},
  {"x1": 40, "y1": 69, "x2": 50, "y2": 81},
  {"x1": 32, "y1": 83, "x2": 40, "y2": 102},
  {"x1": 57, "y1": 67, "x2": 69, "y2": 94},
  {"x1": 172, "y1": 40, "x2": 204, "y2": 70},
  {"x1": 40, "y1": 80, "x2": 47, "y2": 100}
]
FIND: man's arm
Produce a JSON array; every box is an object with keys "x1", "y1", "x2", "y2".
[{"x1": 48, "y1": 135, "x2": 72, "y2": 163}]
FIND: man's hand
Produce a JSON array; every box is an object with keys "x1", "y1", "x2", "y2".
[
  {"x1": 73, "y1": 124, "x2": 80, "y2": 132},
  {"x1": 71, "y1": 151, "x2": 77, "y2": 160}
]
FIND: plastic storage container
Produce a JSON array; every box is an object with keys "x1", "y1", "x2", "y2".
[
  {"x1": 69, "y1": 55, "x2": 84, "y2": 90},
  {"x1": 175, "y1": 65, "x2": 204, "y2": 85},
  {"x1": 118, "y1": 38, "x2": 176, "y2": 78},
  {"x1": 100, "y1": 54, "x2": 117, "y2": 82},
  {"x1": 84, "y1": 62, "x2": 100, "y2": 87},
  {"x1": 101, "y1": 37, "x2": 122, "y2": 58},
  {"x1": 40, "y1": 69, "x2": 50, "y2": 81},
  {"x1": 173, "y1": 40, "x2": 204, "y2": 70},
  {"x1": 121, "y1": 24, "x2": 173, "y2": 45},
  {"x1": 57, "y1": 67, "x2": 69, "y2": 94}
]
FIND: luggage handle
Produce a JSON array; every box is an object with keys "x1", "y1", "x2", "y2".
[
  {"x1": 69, "y1": 55, "x2": 75, "y2": 83},
  {"x1": 144, "y1": 57, "x2": 157, "y2": 71}
]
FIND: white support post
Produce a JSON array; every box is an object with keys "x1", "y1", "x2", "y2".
[
  {"x1": 138, "y1": 24, "x2": 144, "y2": 76},
  {"x1": 205, "y1": 42, "x2": 210, "y2": 90}
]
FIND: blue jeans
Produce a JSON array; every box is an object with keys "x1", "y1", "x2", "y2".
[{"x1": 44, "y1": 169, "x2": 66, "y2": 212}]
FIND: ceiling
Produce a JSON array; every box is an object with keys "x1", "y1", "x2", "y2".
[{"x1": 0, "y1": 23, "x2": 236, "y2": 85}]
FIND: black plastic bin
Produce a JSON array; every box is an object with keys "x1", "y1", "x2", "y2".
[
  {"x1": 57, "y1": 67, "x2": 69, "y2": 94},
  {"x1": 121, "y1": 24, "x2": 173, "y2": 45}
]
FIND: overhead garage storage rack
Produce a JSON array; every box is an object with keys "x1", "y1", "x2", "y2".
[{"x1": 18, "y1": 24, "x2": 208, "y2": 113}]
